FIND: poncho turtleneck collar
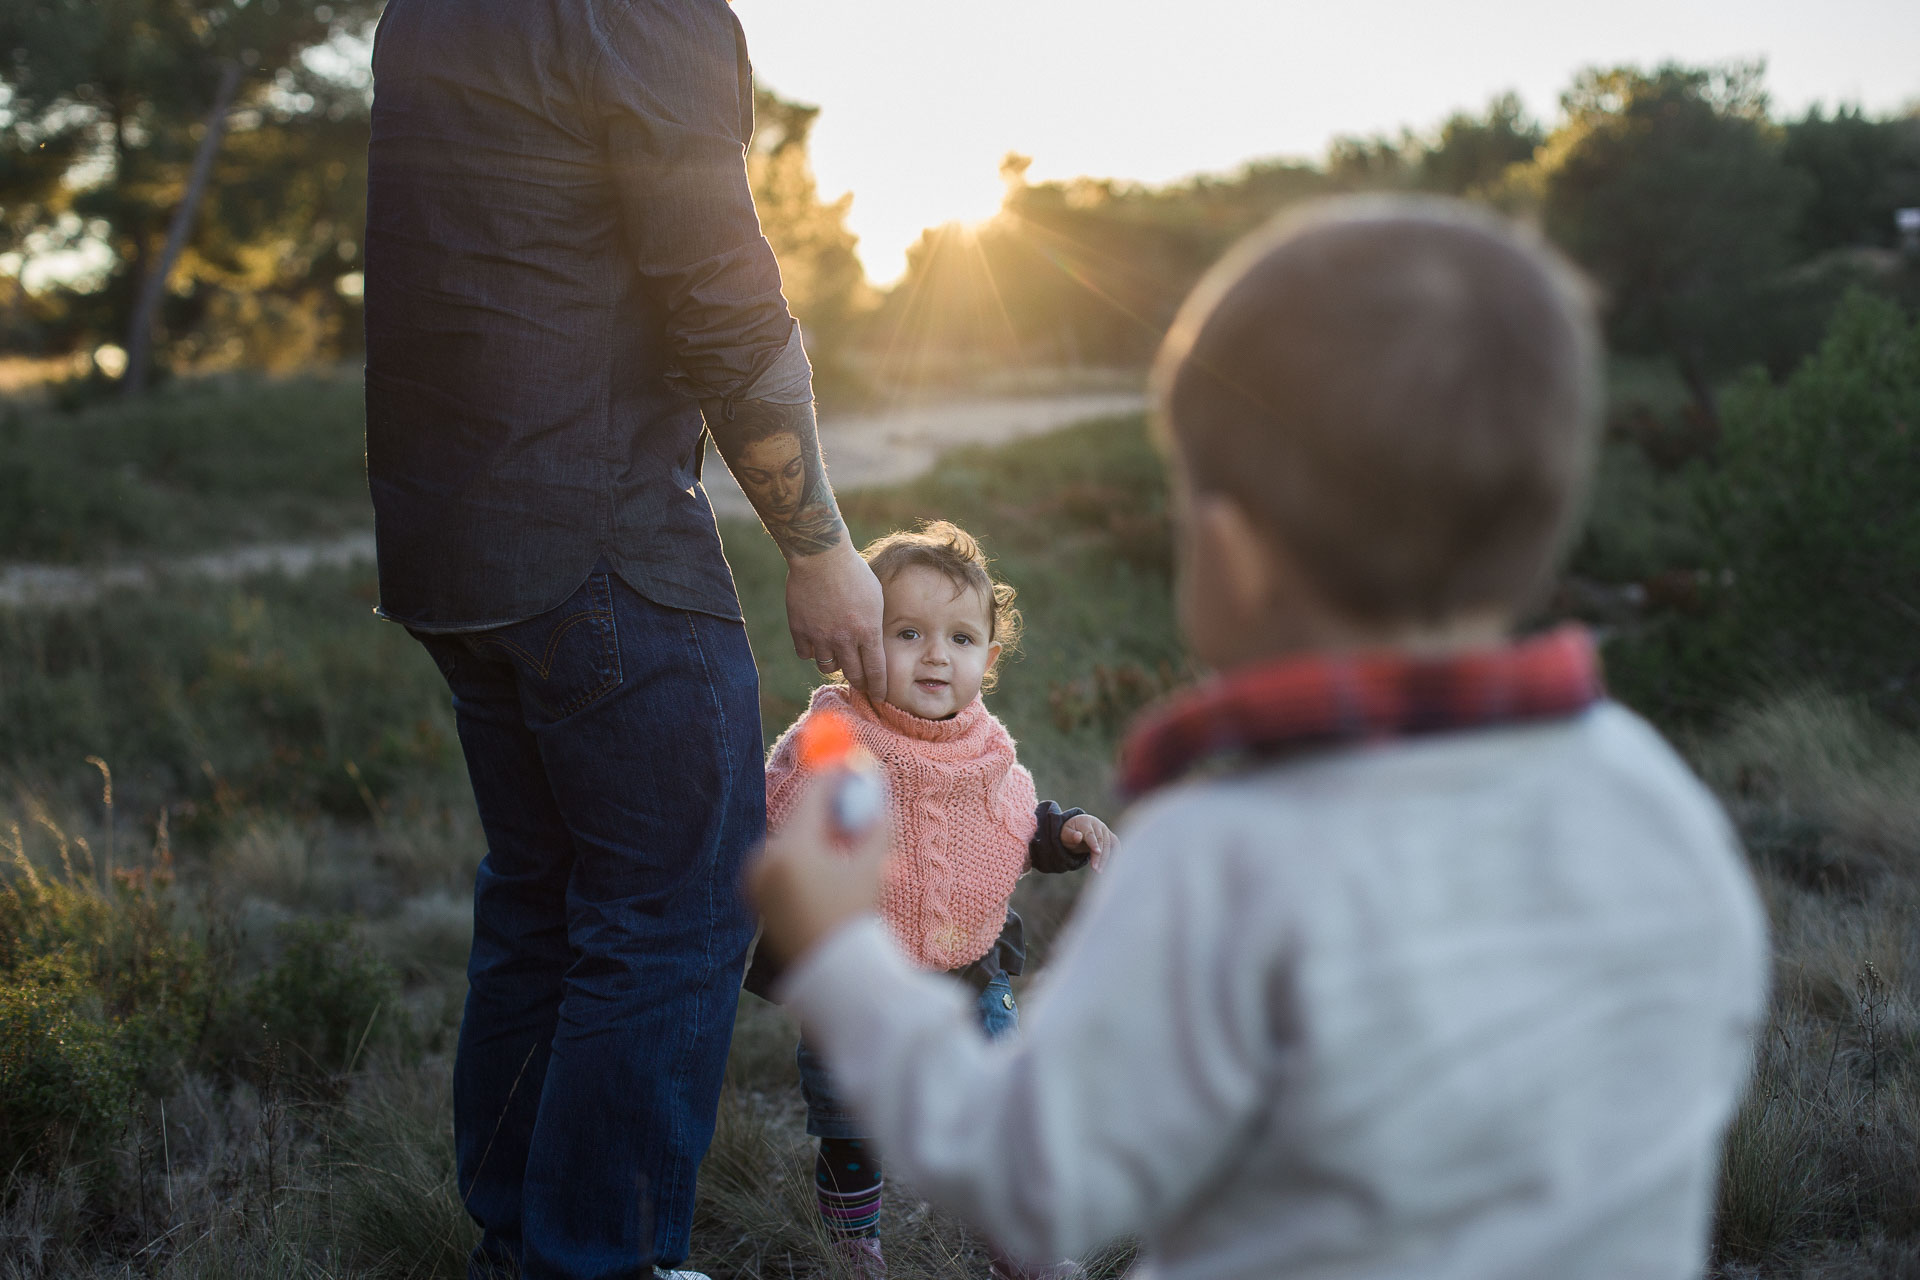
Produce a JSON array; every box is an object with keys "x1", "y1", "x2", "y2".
[{"x1": 837, "y1": 686, "x2": 996, "y2": 756}]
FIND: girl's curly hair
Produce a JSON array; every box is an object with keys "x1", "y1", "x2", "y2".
[{"x1": 861, "y1": 520, "x2": 1022, "y2": 689}]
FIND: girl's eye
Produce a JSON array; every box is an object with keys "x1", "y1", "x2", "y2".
[
  {"x1": 953, "y1": 633, "x2": 979, "y2": 646},
  {"x1": 897, "y1": 629, "x2": 919, "y2": 641}
]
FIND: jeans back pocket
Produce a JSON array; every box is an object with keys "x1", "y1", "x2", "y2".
[{"x1": 468, "y1": 572, "x2": 623, "y2": 721}]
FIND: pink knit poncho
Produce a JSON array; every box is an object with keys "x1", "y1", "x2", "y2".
[{"x1": 765, "y1": 684, "x2": 1039, "y2": 971}]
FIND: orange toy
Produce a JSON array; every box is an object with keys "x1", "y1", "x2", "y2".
[{"x1": 796, "y1": 709, "x2": 886, "y2": 835}]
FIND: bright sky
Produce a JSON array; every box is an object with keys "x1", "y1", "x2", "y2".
[{"x1": 731, "y1": 0, "x2": 1920, "y2": 284}]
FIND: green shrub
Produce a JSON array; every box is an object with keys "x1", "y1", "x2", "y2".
[
  {"x1": 0, "y1": 953, "x2": 136, "y2": 1176},
  {"x1": 235, "y1": 920, "x2": 404, "y2": 1085},
  {"x1": 1708, "y1": 290, "x2": 1920, "y2": 721},
  {"x1": 0, "y1": 844, "x2": 221, "y2": 1095},
  {"x1": 1570, "y1": 436, "x2": 1711, "y2": 585},
  {"x1": 1606, "y1": 292, "x2": 1920, "y2": 727},
  {"x1": 0, "y1": 821, "x2": 231, "y2": 1173}
]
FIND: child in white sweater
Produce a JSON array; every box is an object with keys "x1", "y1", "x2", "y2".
[{"x1": 746, "y1": 197, "x2": 1769, "y2": 1280}]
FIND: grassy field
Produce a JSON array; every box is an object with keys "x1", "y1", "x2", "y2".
[
  {"x1": 2, "y1": 371, "x2": 1917, "y2": 1277},
  {"x1": 0, "y1": 371, "x2": 371, "y2": 564},
  {"x1": 0, "y1": 393, "x2": 1177, "y2": 1279}
]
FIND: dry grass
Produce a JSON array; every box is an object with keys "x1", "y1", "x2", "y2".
[
  {"x1": 0, "y1": 785, "x2": 1118, "y2": 1279},
  {"x1": 10, "y1": 692, "x2": 1920, "y2": 1277},
  {"x1": 0, "y1": 1061, "x2": 483, "y2": 1280},
  {"x1": 1701, "y1": 693, "x2": 1920, "y2": 1275},
  {"x1": 697, "y1": 996, "x2": 1134, "y2": 1280}
]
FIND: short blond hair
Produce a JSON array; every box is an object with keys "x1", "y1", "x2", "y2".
[
  {"x1": 1152, "y1": 196, "x2": 1602, "y2": 624},
  {"x1": 862, "y1": 521, "x2": 1021, "y2": 688}
]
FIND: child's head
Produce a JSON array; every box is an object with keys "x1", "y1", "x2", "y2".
[
  {"x1": 860, "y1": 521, "x2": 1021, "y2": 720},
  {"x1": 1151, "y1": 195, "x2": 1601, "y2": 668}
]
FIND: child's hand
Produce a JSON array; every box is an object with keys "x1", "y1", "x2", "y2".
[
  {"x1": 1061, "y1": 813, "x2": 1117, "y2": 872},
  {"x1": 745, "y1": 772, "x2": 890, "y2": 967}
]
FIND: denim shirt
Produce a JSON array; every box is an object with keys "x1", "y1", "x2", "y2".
[{"x1": 364, "y1": 0, "x2": 811, "y2": 631}]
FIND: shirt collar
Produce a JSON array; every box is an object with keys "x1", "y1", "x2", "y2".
[{"x1": 1117, "y1": 625, "x2": 1604, "y2": 800}]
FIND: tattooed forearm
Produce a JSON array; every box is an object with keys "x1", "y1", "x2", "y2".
[{"x1": 705, "y1": 397, "x2": 847, "y2": 559}]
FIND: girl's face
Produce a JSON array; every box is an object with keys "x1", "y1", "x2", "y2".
[{"x1": 878, "y1": 565, "x2": 1001, "y2": 720}]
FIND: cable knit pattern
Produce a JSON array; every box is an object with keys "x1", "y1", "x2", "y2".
[{"x1": 766, "y1": 685, "x2": 1039, "y2": 970}]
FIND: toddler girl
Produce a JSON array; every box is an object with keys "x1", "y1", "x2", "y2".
[{"x1": 746, "y1": 520, "x2": 1113, "y2": 1280}]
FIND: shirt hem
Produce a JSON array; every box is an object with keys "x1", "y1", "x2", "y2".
[{"x1": 377, "y1": 559, "x2": 744, "y2": 634}]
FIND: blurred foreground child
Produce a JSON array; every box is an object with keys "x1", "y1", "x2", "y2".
[
  {"x1": 748, "y1": 521, "x2": 1115, "y2": 1279},
  {"x1": 748, "y1": 197, "x2": 1768, "y2": 1280}
]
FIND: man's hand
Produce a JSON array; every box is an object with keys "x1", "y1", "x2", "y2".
[
  {"x1": 746, "y1": 773, "x2": 890, "y2": 966},
  {"x1": 1062, "y1": 812, "x2": 1117, "y2": 872},
  {"x1": 786, "y1": 542, "x2": 887, "y2": 700}
]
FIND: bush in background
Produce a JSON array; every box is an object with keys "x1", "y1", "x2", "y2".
[
  {"x1": 1709, "y1": 291, "x2": 1920, "y2": 722},
  {"x1": 1604, "y1": 291, "x2": 1920, "y2": 728},
  {"x1": 0, "y1": 954, "x2": 136, "y2": 1179},
  {"x1": 234, "y1": 919, "x2": 403, "y2": 1087},
  {"x1": 0, "y1": 815, "x2": 214, "y2": 1176},
  {"x1": 0, "y1": 806, "x2": 410, "y2": 1186}
]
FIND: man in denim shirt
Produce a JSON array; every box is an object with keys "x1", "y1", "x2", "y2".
[{"x1": 364, "y1": 2, "x2": 885, "y2": 1276}]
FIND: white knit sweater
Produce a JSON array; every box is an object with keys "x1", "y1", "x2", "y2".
[{"x1": 778, "y1": 703, "x2": 1769, "y2": 1280}]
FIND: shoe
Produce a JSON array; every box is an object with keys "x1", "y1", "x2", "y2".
[
  {"x1": 988, "y1": 1253, "x2": 1085, "y2": 1280},
  {"x1": 654, "y1": 1268, "x2": 712, "y2": 1280},
  {"x1": 830, "y1": 1234, "x2": 888, "y2": 1280}
]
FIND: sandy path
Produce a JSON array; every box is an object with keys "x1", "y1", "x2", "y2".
[
  {"x1": 701, "y1": 390, "x2": 1144, "y2": 520},
  {"x1": 0, "y1": 391, "x2": 1144, "y2": 609}
]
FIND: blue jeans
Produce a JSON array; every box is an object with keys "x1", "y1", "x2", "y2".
[
  {"x1": 796, "y1": 973, "x2": 1019, "y2": 1140},
  {"x1": 414, "y1": 567, "x2": 762, "y2": 1278}
]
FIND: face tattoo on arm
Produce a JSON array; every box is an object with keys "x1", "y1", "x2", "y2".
[{"x1": 709, "y1": 397, "x2": 847, "y2": 559}]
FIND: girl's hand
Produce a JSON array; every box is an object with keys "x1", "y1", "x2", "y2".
[
  {"x1": 745, "y1": 771, "x2": 890, "y2": 966},
  {"x1": 1061, "y1": 813, "x2": 1117, "y2": 872}
]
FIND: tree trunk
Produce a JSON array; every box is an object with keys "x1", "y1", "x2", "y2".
[
  {"x1": 109, "y1": 96, "x2": 151, "y2": 317},
  {"x1": 122, "y1": 60, "x2": 243, "y2": 397}
]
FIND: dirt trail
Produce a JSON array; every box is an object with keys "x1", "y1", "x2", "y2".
[
  {"x1": 0, "y1": 391, "x2": 1144, "y2": 609},
  {"x1": 701, "y1": 389, "x2": 1143, "y2": 520}
]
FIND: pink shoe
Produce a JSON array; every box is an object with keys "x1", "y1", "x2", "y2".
[{"x1": 830, "y1": 1235, "x2": 888, "y2": 1280}]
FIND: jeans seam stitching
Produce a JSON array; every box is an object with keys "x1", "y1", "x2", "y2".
[
  {"x1": 656, "y1": 608, "x2": 732, "y2": 1251},
  {"x1": 470, "y1": 609, "x2": 610, "y2": 678},
  {"x1": 566, "y1": 577, "x2": 620, "y2": 719}
]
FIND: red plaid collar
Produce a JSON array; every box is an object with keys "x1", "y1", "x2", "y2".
[{"x1": 1117, "y1": 626, "x2": 1604, "y2": 800}]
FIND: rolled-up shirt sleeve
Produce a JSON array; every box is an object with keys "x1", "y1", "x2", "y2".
[{"x1": 593, "y1": 0, "x2": 812, "y2": 404}]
